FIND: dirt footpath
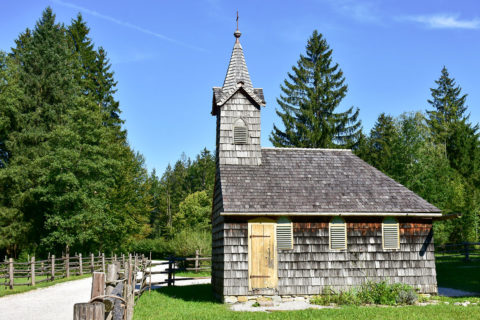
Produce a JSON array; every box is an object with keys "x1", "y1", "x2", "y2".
[{"x1": 0, "y1": 277, "x2": 91, "y2": 320}]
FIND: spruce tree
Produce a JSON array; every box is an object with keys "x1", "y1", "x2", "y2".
[
  {"x1": 364, "y1": 113, "x2": 398, "y2": 175},
  {"x1": 426, "y1": 67, "x2": 480, "y2": 182},
  {"x1": 270, "y1": 30, "x2": 362, "y2": 149}
]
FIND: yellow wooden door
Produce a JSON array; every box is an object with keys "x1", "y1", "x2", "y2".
[{"x1": 248, "y1": 220, "x2": 277, "y2": 290}]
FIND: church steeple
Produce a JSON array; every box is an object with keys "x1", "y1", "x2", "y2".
[
  {"x1": 222, "y1": 29, "x2": 253, "y2": 91},
  {"x1": 211, "y1": 25, "x2": 266, "y2": 166}
]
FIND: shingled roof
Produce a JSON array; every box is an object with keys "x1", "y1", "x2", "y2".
[
  {"x1": 219, "y1": 148, "x2": 441, "y2": 216},
  {"x1": 211, "y1": 30, "x2": 265, "y2": 115}
]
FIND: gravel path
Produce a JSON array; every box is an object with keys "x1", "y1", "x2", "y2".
[
  {"x1": 0, "y1": 277, "x2": 91, "y2": 320},
  {"x1": 231, "y1": 300, "x2": 333, "y2": 312}
]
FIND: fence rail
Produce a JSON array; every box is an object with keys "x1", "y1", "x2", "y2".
[
  {"x1": 1, "y1": 252, "x2": 132, "y2": 290},
  {"x1": 147, "y1": 250, "x2": 212, "y2": 288},
  {"x1": 74, "y1": 254, "x2": 149, "y2": 320},
  {"x1": 435, "y1": 242, "x2": 480, "y2": 261}
]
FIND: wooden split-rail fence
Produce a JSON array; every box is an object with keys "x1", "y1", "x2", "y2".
[
  {"x1": 148, "y1": 250, "x2": 211, "y2": 288},
  {"x1": 74, "y1": 254, "x2": 150, "y2": 320},
  {"x1": 435, "y1": 242, "x2": 480, "y2": 261},
  {"x1": 1, "y1": 253, "x2": 133, "y2": 290}
]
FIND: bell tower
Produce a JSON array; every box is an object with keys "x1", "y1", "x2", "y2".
[{"x1": 211, "y1": 27, "x2": 266, "y2": 166}]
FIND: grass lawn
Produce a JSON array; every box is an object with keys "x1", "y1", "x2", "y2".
[
  {"x1": 133, "y1": 284, "x2": 480, "y2": 320},
  {"x1": 436, "y1": 257, "x2": 480, "y2": 293},
  {"x1": 0, "y1": 274, "x2": 91, "y2": 297},
  {"x1": 175, "y1": 271, "x2": 211, "y2": 278},
  {"x1": 134, "y1": 257, "x2": 480, "y2": 319}
]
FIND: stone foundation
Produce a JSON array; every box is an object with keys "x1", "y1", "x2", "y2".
[{"x1": 223, "y1": 295, "x2": 317, "y2": 304}]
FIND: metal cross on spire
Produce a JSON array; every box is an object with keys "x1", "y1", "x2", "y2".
[{"x1": 234, "y1": 11, "x2": 241, "y2": 41}]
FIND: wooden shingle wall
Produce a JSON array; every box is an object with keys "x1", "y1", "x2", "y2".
[
  {"x1": 211, "y1": 125, "x2": 225, "y2": 296},
  {"x1": 278, "y1": 217, "x2": 436, "y2": 294},
  {"x1": 217, "y1": 91, "x2": 262, "y2": 166},
  {"x1": 218, "y1": 217, "x2": 437, "y2": 297}
]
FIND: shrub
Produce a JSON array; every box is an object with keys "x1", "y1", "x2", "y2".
[
  {"x1": 396, "y1": 289, "x2": 418, "y2": 305},
  {"x1": 311, "y1": 281, "x2": 418, "y2": 306},
  {"x1": 128, "y1": 230, "x2": 212, "y2": 259},
  {"x1": 169, "y1": 229, "x2": 211, "y2": 257},
  {"x1": 128, "y1": 238, "x2": 172, "y2": 259}
]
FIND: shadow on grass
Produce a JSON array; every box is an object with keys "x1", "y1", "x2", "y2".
[{"x1": 156, "y1": 284, "x2": 222, "y2": 303}]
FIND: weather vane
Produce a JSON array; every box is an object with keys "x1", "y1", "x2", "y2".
[{"x1": 236, "y1": 11, "x2": 239, "y2": 31}]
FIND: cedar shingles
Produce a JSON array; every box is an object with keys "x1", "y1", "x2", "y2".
[{"x1": 219, "y1": 148, "x2": 441, "y2": 214}]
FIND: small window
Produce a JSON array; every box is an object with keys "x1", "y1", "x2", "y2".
[
  {"x1": 329, "y1": 217, "x2": 347, "y2": 250},
  {"x1": 233, "y1": 119, "x2": 247, "y2": 144},
  {"x1": 382, "y1": 217, "x2": 400, "y2": 249},
  {"x1": 277, "y1": 217, "x2": 293, "y2": 250}
]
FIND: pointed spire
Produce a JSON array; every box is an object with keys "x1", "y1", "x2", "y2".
[{"x1": 222, "y1": 23, "x2": 253, "y2": 91}]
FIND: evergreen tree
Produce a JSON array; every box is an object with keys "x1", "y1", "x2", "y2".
[
  {"x1": 67, "y1": 14, "x2": 123, "y2": 129},
  {"x1": 0, "y1": 8, "x2": 152, "y2": 255},
  {"x1": 426, "y1": 66, "x2": 480, "y2": 173},
  {"x1": 363, "y1": 113, "x2": 398, "y2": 175},
  {"x1": 270, "y1": 30, "x2": 362, "y2": 149}
]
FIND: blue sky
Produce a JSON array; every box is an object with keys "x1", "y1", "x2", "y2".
[{"x1": 1, "y1": 1, "x2": 479, "y2": 174}]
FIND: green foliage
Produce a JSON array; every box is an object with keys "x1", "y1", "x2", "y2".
[
  {"x1": 148, "y1": 149, "x2": 215, "y2": 238},
  {"x1": 358, "y1": 107, "x2": 479, "y2": 244},
  {"x1": 174, "y1": 191, "x2": 212, "y2": 232},
  {"x1": 0, "y1": 8, "x2": 151, "y2": 257},
  {"x1": 128, "y1": 238, "x2": 171, "y2": 259},
  {"x1": 270, "y1": 30, "x2": 362, "y2": 149},
  {"x1": 311, "y1": 281, "x2": 418, "y2": 306},
  {"x1": 129, "y1": 230, "x2": 211, "y2": 259},
  {"x1": 168, "y1": 229, "x2": 211, "y2": 257}
]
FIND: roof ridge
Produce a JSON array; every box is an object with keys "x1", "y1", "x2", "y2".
[{"x1": 262, "y1": 147, "x2": 352, "y2": 152}]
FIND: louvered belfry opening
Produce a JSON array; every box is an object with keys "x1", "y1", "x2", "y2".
[
  {"x1": 276, "y1": 217, "x2": 293, "y2": 250},
  {"x1": 383, "y1": 217, "x2": 400, "y2": 249},
  {"x1": 233, "y1": 119, "x2": 248, "y2": 144},
  {"x1": 329, "y1": 217, "x2": 347, "y2": 250}
]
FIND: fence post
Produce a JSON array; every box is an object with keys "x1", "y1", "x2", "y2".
[
  {"x1": 66, "y1": 253, "x2": 70, "y2": 278},
  {"x1": 134, "y1": 255, "x2": 138, "y2": 273},
  {"x1": 114, "y1": 253, "x2": 117, "y2": 262},
  {"x1": 195, "y1": 250, "x2": 199, "y2": 273},
  {"x1": 51, "y1": 255, "x2": 55, "y2": 281},
  {"x1": 31, "y1": 256, "x2": 36, "y2": 286},
  {"x1": 464, "y1": 242, "x2": 470, "y2": 262},
  {"x1": 90, "y1": 253, "x2": 94, "y2": 273},
  {"x1": 8, "y1": 258, "x2": 14, "y2": 289},
  {"x1": 79, "y1": 253, "x2": 83, "y2": 276},
  {"x1": 122, "y1": 254, "x2": 125, "y2": 269},
  {"x1": 167, "y1": 257, "x2": 173, "y2": 287},
  {"x1": 73, "y1": 302, "x2": 104, "y2": 320},
  {"x1": 102, "y1": 253, "x2": 105, "y2": 273},
  {"x1": 91, "y1": 272, "x2": 105, "y2": 300}
]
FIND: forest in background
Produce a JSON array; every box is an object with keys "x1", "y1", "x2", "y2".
[{"x1": 0, "y1": 9, "x2": 478, "y2": 260}]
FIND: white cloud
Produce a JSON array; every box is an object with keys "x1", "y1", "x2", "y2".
[
  {"x1": 322, "y1": 0, "x2": 382, "y2": 24},
  {"x1": 51, "y1": 0, "x2": 207, "y2": 51},
  {"x1": 403, "y1": 14, "x2": 480, "y2": 29}
]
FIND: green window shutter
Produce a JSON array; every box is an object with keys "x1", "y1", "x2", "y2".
[
  {"x1": 277, "y1": 217, "x2": 293, "y2": 250},
  {"x1": 329, "y1": 217, "x2": 347, "y2": 250},
  {"x1": 383, "y1": 217, "x2": 400, "y2": 249}
]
